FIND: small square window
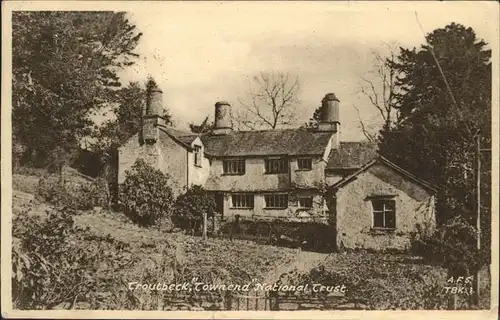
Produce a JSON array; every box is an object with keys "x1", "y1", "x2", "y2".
[{"x1": 297, "y1": 158, "x2": 312, "y2": 170}]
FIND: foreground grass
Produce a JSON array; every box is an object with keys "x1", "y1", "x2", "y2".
[
  {"x1": 12, "y1": 195, "x2": 298, "y2": 310},
  {"x1": 74, "y1": 209, "x2": 298, "y2": 283}
]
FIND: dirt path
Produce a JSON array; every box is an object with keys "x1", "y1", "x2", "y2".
[{"x1": 263, "y1": 249, "x2": 330, "y2": 285}]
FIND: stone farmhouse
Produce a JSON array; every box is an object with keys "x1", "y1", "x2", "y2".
[{"x1": 118, "y1": 84, "x2": 437, "y2": 250}]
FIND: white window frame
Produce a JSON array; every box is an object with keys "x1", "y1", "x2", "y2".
[
  {"x1": 264, "y1": 193, "x2": 288, "y2": 209},
  {"x1": 371, "y1": 199, "x2": 396, "y2": 229},
  {"x1": 297, "y1": 158, "x2": 312, "y2": 170},
  {"x1": 223, "y1": 159, "x2": 245, "y2": 175},
  {"x1": 231, "y1": 193, "x2": 254, "y2": 209}
]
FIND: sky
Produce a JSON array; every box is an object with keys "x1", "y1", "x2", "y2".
[{"x1": 110, "y1": 1, "x2": 497, "y2": 141}]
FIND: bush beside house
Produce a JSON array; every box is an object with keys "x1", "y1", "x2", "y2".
[
  {"x1": 118, "y1": 158, "x2": 174, "y2": 227},
  {"x1": 172, "y1": 185, "x2": 217, "y2": 234},
  {"x1": 411, "y1": 215, "x2": 482, "y2": 277}
]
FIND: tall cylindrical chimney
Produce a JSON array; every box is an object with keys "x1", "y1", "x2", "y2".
[
  {"x1": 146, "y1": 87, "x2": 163, "y2": 117},
  {"x1": 321, "y1": 93, "x2": 339, "y2": 123},
  {"x1": 212, "y1": 101, "x2": 233, "y2": 135},
  {"x1": 142, "y1": 82, "x2": 166, "y2": 144},
  {"x1": 318, "y1": 93, "x2": 340, "y2": 132}
]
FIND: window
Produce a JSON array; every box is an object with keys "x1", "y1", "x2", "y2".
[
  {"x1": 231, "y1": 194, "x2": 254, "y2": 209},
  {"x1": 298, "y1": 196, "x2": 313, "y2": 208},
  {"x1": 297, "y1": 158, "x2": 312, "y2": 170},
  {"x1": 264, "y1": 194, "x2": 288, "y2": 209},
  {"x1": 223, "y1": 159, "x2": 245, "y2": 175},
  {"x1": 372, "y1": 199, "x2": 396, "y2": 229},
  {"x1": 265, "y1": 158, "x2": 287, "y2": 174},
  {"x1": 194, "y1": 145, "x2": 202, "y2": 167}
]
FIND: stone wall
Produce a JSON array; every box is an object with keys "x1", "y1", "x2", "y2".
[
  {"x1": 118, "y1": 132, "x2": 189, "y2": 196},
  {"x1": 335, "y1": 163, "x2": 435, "y2": 251}
]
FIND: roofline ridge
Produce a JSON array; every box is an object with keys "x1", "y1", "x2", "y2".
[
  {"x1": 159, "y1": 127, "x2": 196, "y2": 150},
  {"x1": 331, "y1": 155, "x2": 437, "y2": 193},
  {"x1": 161, "y1": 125, "x2": 199, "y2": 136}
]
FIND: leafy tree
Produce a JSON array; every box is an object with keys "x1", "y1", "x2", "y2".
[
  {"x1": 119, "y1": 158, "x2": 174, "y2": 227},
  {"x1": 12, "y1": 11, "x2": 142, "y2": 167},
  {"x1": 302, "y1": 106, "x2": 322, "y2": 129},
  {"x1": 173, "y1": 185, "x2": 217, "y2": 234},
  {"x1": 378, "y1": 23, "x2": 491, "y2": 259}
]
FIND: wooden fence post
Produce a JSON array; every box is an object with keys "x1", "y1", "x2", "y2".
[{"x1": 203, "y1": 211, "x2": 207, "y2": 241}]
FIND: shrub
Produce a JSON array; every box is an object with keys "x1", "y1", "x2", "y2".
[
  {"x1": 12, "y1": 208, "x2": 98, "y2": 309},
  {"x1": 119, "y1": 158, "x2": 174, "y2": 227},
  {"x1": 411, "y1": 215, "x2": 481, "y2": 277},
  {"x1": 36, "y1": 173, "x2": 108, "y2": 210},
  {"x1": 12, "y1": 207, "x2": 135, "y2": 310},
  {"x1": 172, "y1": 185, "x2": 217, "y2": 234}
]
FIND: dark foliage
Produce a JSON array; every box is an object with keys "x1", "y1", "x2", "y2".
[
  {"x1": 189, "y1": 116, "x2": 213, "y2": 134},
  {"x1": 411, "y1": 216, "x2": 481, "y2": 277},
  {"x1": 377, "y1": 24, "x2": 491, "y2": 268},
  {"x1": 220, "y1": 218, "x2": 336, "y2": 252},
  {"x1": 12, "y1": 208, "x2": 132, "y2": 309},
  {"x1": 13, "y1": 12, "x2": 142, "y2": 168},
  {"x1": 172, "y1": 185, "x2": 217, "y2": 233},
  {"x1": 118, "y1": 158, "x2": 174, "y2": 226},
  {"x1": 379, "y1": 23, "x2": 491, "y2": 225}
]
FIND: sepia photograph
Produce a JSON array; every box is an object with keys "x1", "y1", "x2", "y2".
[{"x1": 1, "y1": 1, "x2": 498, "y2": 319}]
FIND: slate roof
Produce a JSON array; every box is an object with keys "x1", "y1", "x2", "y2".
[
  {"x1": 326, "y1": 141, "x2": 379, "y2": 170},
  {"x1": 156, "y1": 126, "x2": 377, "y2": 168},
  {"x1": 159, "y1": 127, "x2": 198, "y2": 149},
  {"x1": 199, "y1": 129, "x2": 333, "y2": 157},
  {"x1": 331, "y1": 156, "x2": 437, "y2": 192}
]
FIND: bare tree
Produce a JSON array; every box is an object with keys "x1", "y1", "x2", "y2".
[
  {"x1": 233, "y1": 72, "x2": 300, "y2": 130},
  {"x1": 356, "y1": 42, "x2": 401, "y2": 141}
]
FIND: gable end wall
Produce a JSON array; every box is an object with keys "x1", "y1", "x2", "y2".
[
  {"x1": 118, "y1": 133, "x2": 188, "y2": 196},
  {"x1": 335, "y1": 163, "x2": 436, "y2": 251}
]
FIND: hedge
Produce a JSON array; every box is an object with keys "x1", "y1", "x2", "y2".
[{"x1": 219, "y1": 217, "x2": 336, "y2": 252}]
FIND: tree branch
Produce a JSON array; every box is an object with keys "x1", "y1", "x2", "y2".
[{"x1": 353, "y1": 104, "x2": 376, "y2": 142}]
